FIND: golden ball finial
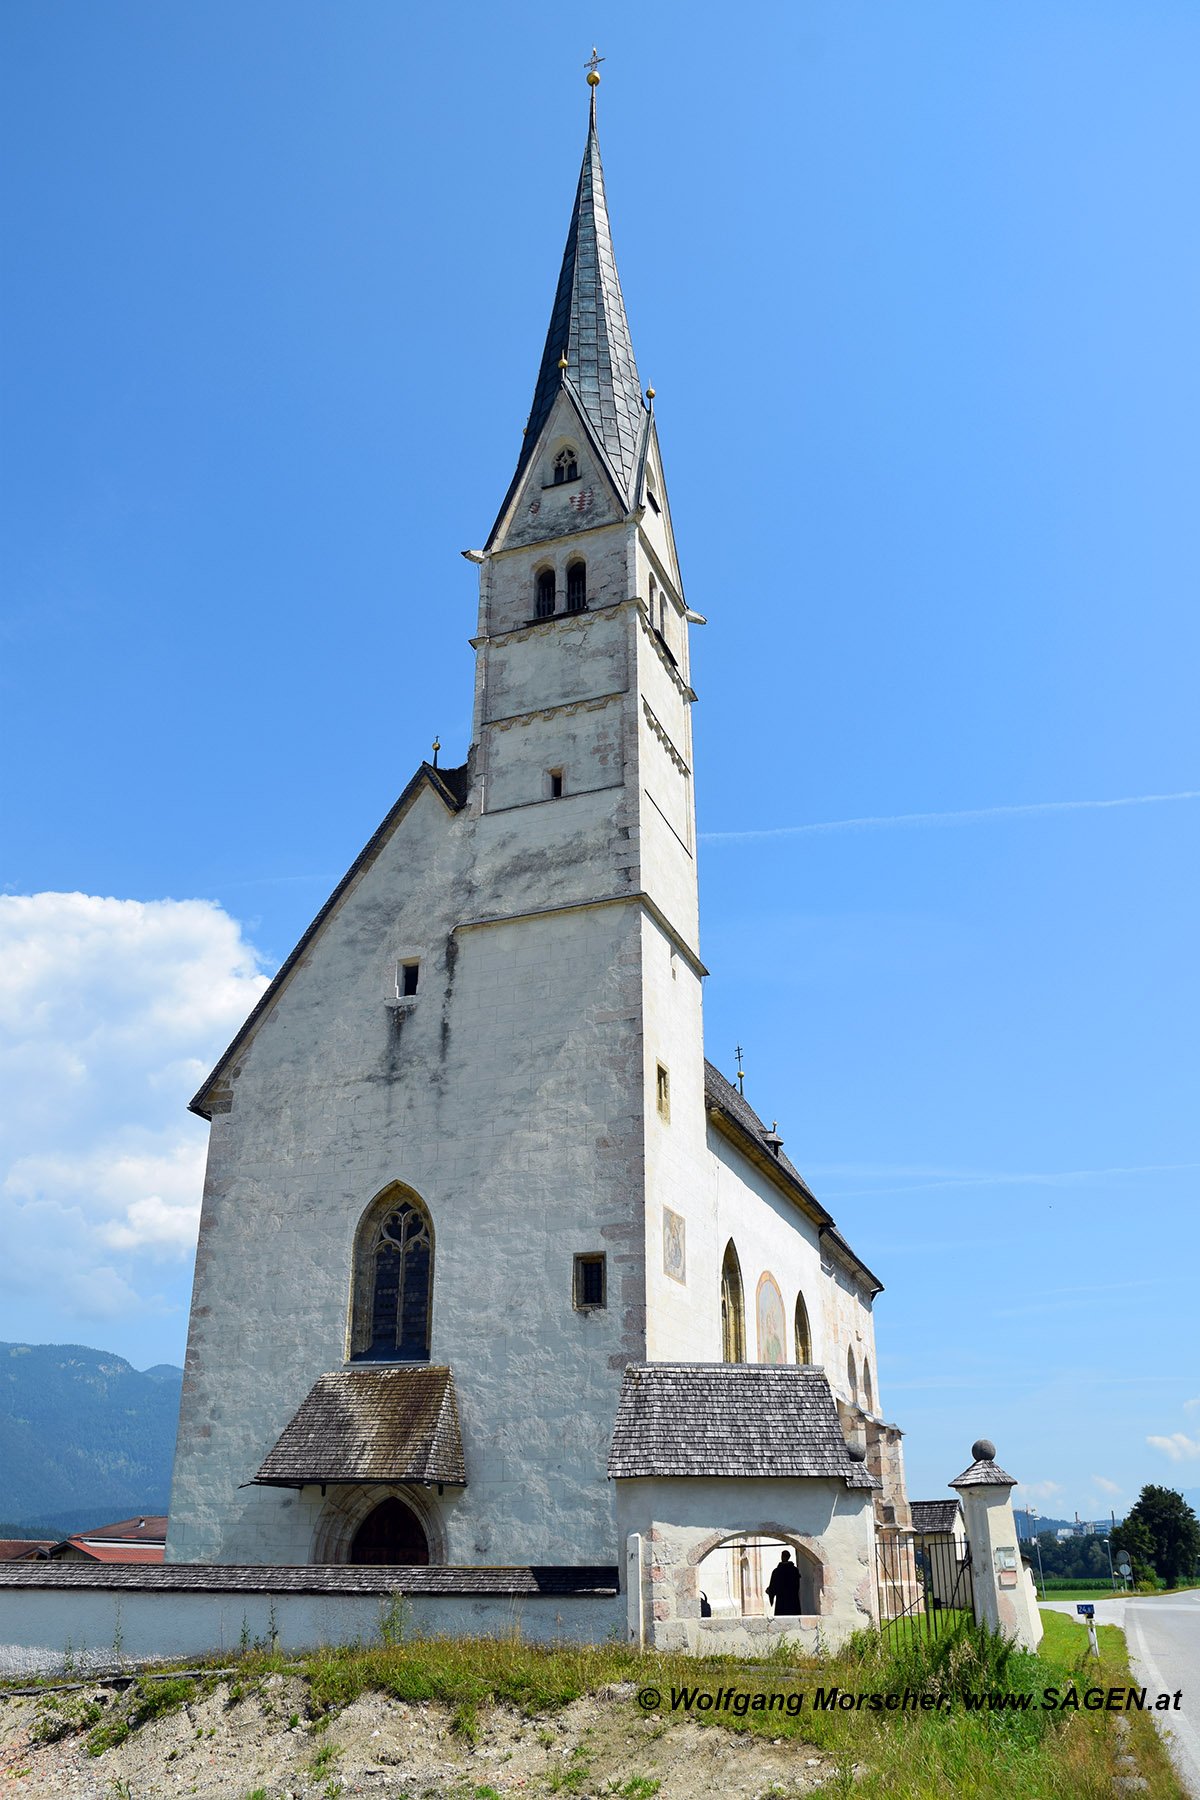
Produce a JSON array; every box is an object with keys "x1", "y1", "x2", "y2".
[
  {"x1": 646, "y1": 385, "x2": 656, "y2": 401},
  {"x1": 557, "y1": 349, "x2": 569, "y2": 371},
  {"x1": 587, "y1": 69, "x2": 601, "y2": 87}
]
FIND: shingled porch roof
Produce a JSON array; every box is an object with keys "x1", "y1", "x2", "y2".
[
  {"x1": 255, "y1": 1367, "x2": 467, "y2": 1489},
  {"x1": 608, "y1": 1363, "x2": 878, "y2": 1488}
]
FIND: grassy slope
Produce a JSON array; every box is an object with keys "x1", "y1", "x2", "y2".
[{"x1": 21, "y1": 1610, "x2": 1184, "y2": 1800}]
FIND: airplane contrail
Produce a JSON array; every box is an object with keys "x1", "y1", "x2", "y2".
[{"x1": 700, "y1": 789, "x2": 1200, "y2": 844}]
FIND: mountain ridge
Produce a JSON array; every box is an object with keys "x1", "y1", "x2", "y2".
[{"x1": 0, "y1": 1341, "x2": 182, "y2": 1529}]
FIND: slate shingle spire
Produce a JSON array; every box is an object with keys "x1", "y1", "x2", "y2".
[{"x1": 516, "y1": 87, "x2": 645, "y2": 504}]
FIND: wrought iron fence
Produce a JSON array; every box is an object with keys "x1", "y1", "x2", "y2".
[{"x1": 875, "y1": 1528, "x2": 975, "y2": 1647}]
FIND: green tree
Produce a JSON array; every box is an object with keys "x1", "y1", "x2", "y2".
[{"x1": 1113, "y1": 1487, "x2": 1200, "y2": 1588}]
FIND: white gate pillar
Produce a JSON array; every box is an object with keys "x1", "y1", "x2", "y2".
[
  {"x1": 951, "y1": 1439, "x2": 1043, "y2": 1650},
  {"x1": 625, "y1": 1532, "x2": 644, "y2": 1650}
]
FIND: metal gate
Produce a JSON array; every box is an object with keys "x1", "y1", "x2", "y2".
[{"x1": 875, "y1": 1528, "x2": 975, "y2": 1646}]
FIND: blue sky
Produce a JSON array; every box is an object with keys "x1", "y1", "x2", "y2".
[{"x1": 2, "y1": 1, "x2": 1197, "y2": 1516}]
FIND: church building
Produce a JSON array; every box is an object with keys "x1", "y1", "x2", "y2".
[{"x1": 166, "y1": 72, "x2": 909, "y2": 1651}]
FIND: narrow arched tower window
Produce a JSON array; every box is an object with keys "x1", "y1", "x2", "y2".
[
  {"x1": 794, "y1": 1292, "x2": 812, "y2": 1364},
  {"x1": 847, "y1": 1347, "x2": 858, "y2": 1404},
  {"x1": 554, "y1": 446, "x2": 579, "y2": 484},
  {"x1": 350, "y1": 1190, "x2": 433, "y2": 1362},
  {"x1": 566, "y1": 561, "x2": 587, "y2": 612},
  {"x1": 720, "y1": 1240, "x2": 745, "y2": 1363},
  {"x1": 535, "y1": 569, "x2": 555, "y2": 618},
  {"x1": 862, "y1": 1358, "x2": 874, "y2": 1413}
]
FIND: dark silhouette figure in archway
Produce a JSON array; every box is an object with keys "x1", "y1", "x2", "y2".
[{"x1": 767, "y1": 1549, "x2": 801, "y2": 1615}]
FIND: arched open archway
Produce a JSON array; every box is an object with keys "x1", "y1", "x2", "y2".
[
  {"x1": 349, "y1": 1184, "x2": 434, "y2": 1362},
  {"x1": 720, "y1": 1241, "x2": 745, "y2": 1363},
  {"x1": 349, "y1": 1497, "x2": 429, "y2": 1565},
  {"x1": 696, "y1": 1531, "x2": 824, "y2": 1619}
]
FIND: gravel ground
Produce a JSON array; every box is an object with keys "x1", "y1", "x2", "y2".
[{"x1": 0, "y1": 1674, "x2": 837, "y2": 1799}]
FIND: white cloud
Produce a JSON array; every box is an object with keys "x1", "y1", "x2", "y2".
[
  {"x1": 1092, "y1": 1475, "x2": 1121, "y2": 1496},
  {"x1": 1147, "y1": 1433, "x2": 1200, "y2": 1463},
  {"x1": 1014, "y1": 1480, "x2": 1064, "y2": 1502},
  {"x1": 0, "y1": 893, "x2": 269, "y2": 1325},
  {"x1": 1183, "y1": 1398, "x2": 1200, "y2": 1415},
  {"x1": 701, "y1": 789, "x2": 1200, "y2": 844}
]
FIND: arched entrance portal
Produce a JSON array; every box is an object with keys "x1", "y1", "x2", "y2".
[{"x1": 348, "y1": 1497, "x2": 430, "y2": 1565}]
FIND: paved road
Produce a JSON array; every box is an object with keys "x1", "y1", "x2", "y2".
[{"x1": 1042, "y1": 1593, "x2": 1200, "y2": 1797}]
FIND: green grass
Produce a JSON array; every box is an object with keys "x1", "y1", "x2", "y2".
[{"x1": 27, "y1": 1615, "x2": 1189, "y2": 1799}]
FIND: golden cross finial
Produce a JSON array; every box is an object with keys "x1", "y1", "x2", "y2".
[{"x1": 585, "y1": 46, "x2": 604, "y2": 87}]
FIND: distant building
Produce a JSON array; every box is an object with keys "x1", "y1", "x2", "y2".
[
  {"x1": 0, "y1": 1540, "x2": 53, "y2": 1562},
  {"x1": 42, "y1": 1515, "x2": 166, "y2": 1564}
]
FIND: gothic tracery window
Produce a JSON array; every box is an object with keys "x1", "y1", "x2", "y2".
[
  {"x1": 554, "y1": 447, "x2": 580, "y2": 484},
  {"x1": 350, "y1": 1191, "x2": 433, "y2": 1362}
]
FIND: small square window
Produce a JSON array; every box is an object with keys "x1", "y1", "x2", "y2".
[
  {"x1": 399, "y1": 961, "x2": 420, "y2": 997},
  {"x1": 549, "y1": 769, "x2": 565, "y2": 799},
  {"x1": 656, "y1": 1062, "x2": 671, "y2": 1122},
  {"x1": 573, "y1": 1253, "x2": 606, "y2": 1310}
]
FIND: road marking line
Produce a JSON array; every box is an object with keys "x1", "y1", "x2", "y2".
[{"x1": 1125, "y1": 1605, "x2": 1200, "y2": 1796}]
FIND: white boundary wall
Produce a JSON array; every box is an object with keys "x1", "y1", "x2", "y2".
[{"x1": 0, "y1": 1585, "x2": 622, "y2": 1678}]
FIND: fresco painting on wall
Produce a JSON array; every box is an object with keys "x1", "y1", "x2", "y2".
[
  {"x1": 663, "y1": 1208, "x2": 686, "y2": 1283},
  {"x1": 756, "y1": 1272, "x2": 786, "y2": 1364}
]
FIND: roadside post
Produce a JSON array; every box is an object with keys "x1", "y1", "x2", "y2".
[
  {"x1": 1077, "y1": 1602, "x2": 1099, "y2": 1658},
  {"x1": 1101, "y1": 1535, "x2": 1116, "y2": 1591}
]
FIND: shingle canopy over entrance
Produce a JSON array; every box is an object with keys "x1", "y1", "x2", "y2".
[
  {"x1": 608, "y1": 1363, "x2": 878, "y2": 1487},
  {"x1": 255, "y1": 1367, "x2": 466, "y2": 1489}
]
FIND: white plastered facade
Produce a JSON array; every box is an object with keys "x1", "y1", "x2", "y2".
[{"x1": 165, "y1": 209, "x2": 902, "y2": 1635}]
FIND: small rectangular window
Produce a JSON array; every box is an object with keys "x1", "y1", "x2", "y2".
[
  {"x1": 573, "y1": 1253, "x2": 606, "y2": 1310},
  {"x1": 549, "y1": 769, "x2": 564, "y2": 799},
  {"x1": 656, "y1": 1062, "x2": 671, "y2": 1122},
  {"x1": 399, "y1": 961, "x2": 420, "y2": 997}
]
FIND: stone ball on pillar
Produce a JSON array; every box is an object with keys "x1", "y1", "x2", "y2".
[{"x1": 971, "y1": 1438, "x2": 996, "y2": 1463}]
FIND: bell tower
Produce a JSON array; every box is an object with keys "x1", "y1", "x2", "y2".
[{"x1": 466, "y1": 73, "x2": 700, "y2": 961}]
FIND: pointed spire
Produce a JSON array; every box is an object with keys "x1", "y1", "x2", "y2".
[{"x1": 514, "y1": 82, "x2": 645, "y2": 504}]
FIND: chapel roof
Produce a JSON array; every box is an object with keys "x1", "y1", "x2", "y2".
[
  {"x1": 607, "y1": 1363, "x2": 878, "y2": 1487},
  {"x1": 489, "y1": 89, "x2": 647, "y2": 541},
  {"x1": 910, "y1": 1499, "x2": 963, "y2": 1535},
  {"x1": 703, "y1": 1061, "x2": 884, "y2": 1297},
  {"x1": 254, "y1": 1366, "x2": 467, "y2": 1489}
]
